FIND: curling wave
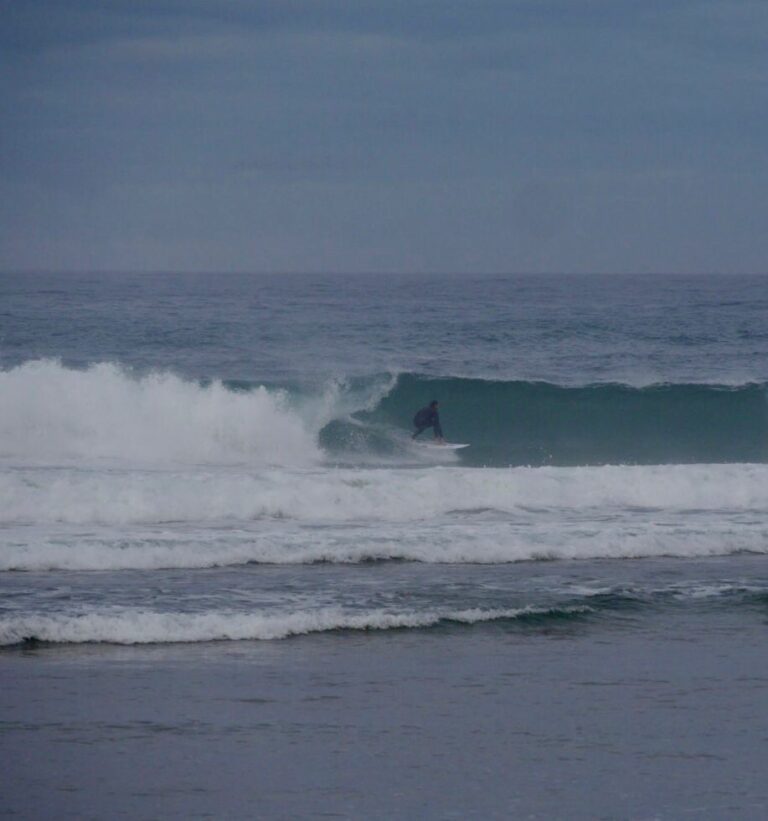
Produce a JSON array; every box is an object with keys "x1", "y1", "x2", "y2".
[{"x1": 334, "y1": 372, "x2": 768, "y2": 466}]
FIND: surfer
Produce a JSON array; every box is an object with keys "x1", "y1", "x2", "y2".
[{"x1": 412, "y1": 400, "x2": 445, "y2": 443}]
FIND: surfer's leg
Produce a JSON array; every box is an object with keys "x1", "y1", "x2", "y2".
[{"x1": 412, "y1": 426, "x2": 427, "y2": 439}]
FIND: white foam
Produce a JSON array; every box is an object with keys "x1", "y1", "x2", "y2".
[
  {"x1": 3, "y1": 516, "x2": 767, "y2": 571},
  {"x1": 0, "y1": 359, "x2": 320, "y2": 466},
  {"x1": 0, "y1": 605, "x2": 576, "y2": 646},
  {"x1": 3, "y1": 462, "x2": 768, "y2": 526}
]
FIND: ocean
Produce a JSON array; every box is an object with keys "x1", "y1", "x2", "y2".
[{"x1": 2, "y1": 272, "x2": 768, "y2": 820}]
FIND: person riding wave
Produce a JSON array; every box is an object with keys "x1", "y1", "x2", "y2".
[{"x1": 412, "y1": 400, "x2": 445, "y2": 443}]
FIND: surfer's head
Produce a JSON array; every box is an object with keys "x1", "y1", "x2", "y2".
[{"x1": 430, "y1": 400, "x2": 439, "y2": 408}]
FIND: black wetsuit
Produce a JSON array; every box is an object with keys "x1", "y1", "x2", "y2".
[{"x1": 412, "y1": 406, "x2": 443, "y2": 439}]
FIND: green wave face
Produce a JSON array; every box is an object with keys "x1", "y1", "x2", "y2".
[{"x1": 321, "y1": 374, "x2": 768, "y2": 467}]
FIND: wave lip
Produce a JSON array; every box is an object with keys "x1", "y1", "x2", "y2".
[{"x1": 0, "y1": 605, "x2": 589, "y2": 647}]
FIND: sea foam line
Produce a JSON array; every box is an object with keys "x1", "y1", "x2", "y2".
[
  {"x1": 3, "y1": 520, "x2": 768, "y2": 571},
  {"x1": 0, "y1": 605, "x2": 588, "y2": 646},
  {"x1": 3, "y1": 462, "x2": 768, "y2": 526}
]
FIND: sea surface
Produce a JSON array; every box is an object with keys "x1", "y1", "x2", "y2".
[{"x1": 2, "y1": 272, "x2": 768, "y2": 819}]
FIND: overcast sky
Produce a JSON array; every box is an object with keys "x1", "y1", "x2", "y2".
[{"x1": 2, "y1": 0, "x2": 767, "y2": 273}]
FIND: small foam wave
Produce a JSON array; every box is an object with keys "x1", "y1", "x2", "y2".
[
  {"x1": 4, "y1": 517, "x2": 768, "y2": 571},
  {"x1": 0, "y1": 605, "x2": 584, "y2": 647}
]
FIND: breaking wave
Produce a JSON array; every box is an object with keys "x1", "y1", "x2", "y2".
[
  {"x1": 0, "y1": 605, "x2": 586, "y2": 647},
  {"x1": 2, "y1": 361, "x2": 767, "y2": 469}
]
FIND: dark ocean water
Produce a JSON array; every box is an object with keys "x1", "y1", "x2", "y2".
[
  {"x1": 3, "y1": 272, "x2": 768, "y2": 385},
  {"x1": 2, "y1": 272, "x2": 768, "y2": 819}
]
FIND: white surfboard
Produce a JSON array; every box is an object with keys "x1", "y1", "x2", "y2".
[{"x1": 418, "y1": 442, "x2": 469, "y2": 450}]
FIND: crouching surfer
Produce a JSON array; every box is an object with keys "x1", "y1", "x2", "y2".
[{"x1": 412, "y1": 400, "x2": 445, "y2": 444}]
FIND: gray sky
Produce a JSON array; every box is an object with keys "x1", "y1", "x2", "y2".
[{"x1": 2, "y1": 0, "x2": 767, "y2": 273}]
